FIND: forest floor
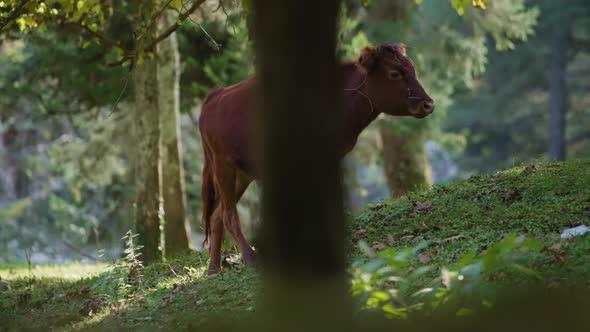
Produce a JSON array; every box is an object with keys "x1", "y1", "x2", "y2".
[{"x1": 1, "y1": 159, "x2": 590, "y2": 331}]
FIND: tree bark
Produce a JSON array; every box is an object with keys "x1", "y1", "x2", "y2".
[
  {"x1": 133, "y1": 0, "x2": 163, "y2": 264},
  {"x1": 158, "y1": 11, "x2": 192, "y2": 257},
  {"x1": 380, "y1": 120, "x2": 432, "y2": 198},
  {"x1": 252, "y1": 0, "x2": 352, "y2": 330},
  {"x1": 548, "y1": 24, "x2": 569, "y2": 161}
]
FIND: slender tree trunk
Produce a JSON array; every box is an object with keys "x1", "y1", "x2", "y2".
[
  {"x1": 548, "y1": 24, "x2": 569, "y2": 161},
  {"x1": 373, "y1": 0, "x2": 432, "y2": 197},
  {"x1": 380, "y1": 120, "x2": 432, "y2": 198},
  {"x1": 158, "y1": 12, "x2": 192, "y2": 256},
  {"x1": 133, "y1": 0, "x2": 163, "y2": 263},
  {"x1": 253, "y1": 0, "x2": 352, "y2": 330}
]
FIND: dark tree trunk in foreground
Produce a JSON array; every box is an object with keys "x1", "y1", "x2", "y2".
[
  {"x1": 548, "y1": 24, "x2": 569, "y2": 161},
  {"x1": 158, "y1": 12, "x2": 192, "y2": 256},
  {"x1": 380, "y1": 121, "x2": 432, "y2": 198},
  {"x1": 253, "y1": 0, "x2": 352, "y2": 330},
  {"x1": 133, "y1": 0, "x2": 163, "y2": 263}
]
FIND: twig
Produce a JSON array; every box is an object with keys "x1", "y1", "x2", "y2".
[
  {"x1": 219, "y1": 0, "x2": 238, "y2": 35},
  {"x1": 168, "y1": 264, "x2": 180, "y2": 278},
  {"x1": 108, "y1": 61, "x2": 135, "y2": 117},
  {"x1": 183, "y1": 1, "x2": 221, "y2": 50},
  {"x1": 106, "y1": 55, "x2": 134, "y2": 67},
  {"x1": 145, "y1": 0, "x2": 207, "y2": 52},
  {"x1": 135, "y1": 0, "x2": 175, "y2": 42},
  {"x1": 68, "y1": 22, "x2": 126, "y2": 52}
]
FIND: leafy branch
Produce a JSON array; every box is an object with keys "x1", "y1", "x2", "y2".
[{"x1": 0, "y1": 0, "x2": 31, "y2": 32}]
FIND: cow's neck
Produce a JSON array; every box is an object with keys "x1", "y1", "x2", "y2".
[{"x1": 340, "y1": 63, "x2": 380, "y2": 153}]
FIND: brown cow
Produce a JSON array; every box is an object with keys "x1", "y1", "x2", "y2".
[{"x1": 199, "y1": 43, "x2": 434, "y2": 275}]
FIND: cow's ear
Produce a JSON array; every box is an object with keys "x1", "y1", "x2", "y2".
[
  {"x1": 393, "y1": 43, "x2": 407, "y2": 57},
  {"x1": 357, "y1": 47, "x2": 378, "y2": 73}
]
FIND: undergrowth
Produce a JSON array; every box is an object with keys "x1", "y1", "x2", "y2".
[{"x1": 1, "y1": 159, "x2": 589, "y2": 331}]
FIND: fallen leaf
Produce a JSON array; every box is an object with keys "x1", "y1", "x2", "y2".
[
  {"x1": 419, "y1": 254, "x2": 431, "y2": 264},
  {"x1": 371, "y1": 242, "x2": 386, "y2": 251},
  {"x1": 433, "y1": 223, "x2": 447, "y2": 230},
  {"x1": 523, "y1": 164, "x2": 537, "y2": 174},
  {"x1": 415, "y1": 223, "x2": 429, "y2": 233},
  {"x1": 386, "y1": 233, "x2": 395, "y2": 246},
  {"x1": 483, "y1": 209, "x2": 493, "y2": 215},
  {"x1": 499, "y1": 189, "x2": 521, "y2": 203},
  {"x1": 411, "y1": 236, "x2": 424, "y2": 243},
  {"x1": 355, "y1": 228, "x2": 367, "y2": 236},
  {"x1": 401, "y1": 235, "x2": 414, "y2": 242},
  {"x1": 434, "y1": 235, "x2": 466, "y2": 244},
  {"x1": 414, "y1": 200, "x2": 434, "y2": 213},
  {"x1": 548, "y1": 243, "x2": 563, "y2": 252}
]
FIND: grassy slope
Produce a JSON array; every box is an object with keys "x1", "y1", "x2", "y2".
[
  {"x1": 349, "y1": 158, "x2": 590, "y2": 281},
  {"x1": 1, "y1": 159, "x2": 589, "y2": 330}
]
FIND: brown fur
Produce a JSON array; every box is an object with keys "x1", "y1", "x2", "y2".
[{"x1": 198, "y1": 42, "x2": 434, "y2": 275}]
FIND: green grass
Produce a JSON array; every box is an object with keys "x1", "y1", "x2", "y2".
[
  {"x1": 349, "y1": 159, "x2": 590, "y2": 279},
  {"x1": 1, "y1": 159, "x2": 589, "y2": 331},
  {"x1": 0, "y1": 253, "x2": 258, "y2": 331}
]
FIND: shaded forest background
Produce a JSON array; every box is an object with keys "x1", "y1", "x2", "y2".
[{"x1": 0, "y1": 0, "x2": 588, "y2": 262}]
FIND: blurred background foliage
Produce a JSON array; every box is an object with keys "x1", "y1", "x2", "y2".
[{"x1": 0, "y1": 0, "x2": 588, "y2": 262}]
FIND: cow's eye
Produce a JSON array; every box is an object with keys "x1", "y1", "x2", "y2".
[{"x1": 388, "y1": 70, "x2": 402, "y2": 80}]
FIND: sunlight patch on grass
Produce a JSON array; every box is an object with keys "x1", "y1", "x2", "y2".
[{"x1": 0, "y1": 262, "x2": 109, "y2": 280}]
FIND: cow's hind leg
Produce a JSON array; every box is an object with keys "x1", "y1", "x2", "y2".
[
  {"x1": 208, "y1": 204, "x2": 224, "y2": 275},
  {"x1": 207, "y1": 171, "x2": 253, "y2": 274},
  {"x1": 217, "y1": 164, "x2": 256, "y2": 267}
]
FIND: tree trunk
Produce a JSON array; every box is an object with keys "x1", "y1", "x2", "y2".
[
  {"x1": 252, "y1": 0, "x2": 352, "y2": 330},
  {"x1": 133, "y1": 0, "x2": 163, "y2": 263},
  {"x1": 380, "y1": 120, "x2": 432, "y2": 198},
  {"x1": 158, "y1": 12, "x2": 192, "y2": 257},
  {"x1": 548, "y1": 24, "x2": 569, "y2": 161}
]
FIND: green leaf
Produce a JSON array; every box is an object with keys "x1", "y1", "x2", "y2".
[
  {"x1": 512, "y1": 264, "x2": 542, "y2": 280},
  {"x1": 171, "y1": 0, "x2": 182, "y2": 10},
  {"x1": 459, "y1": 251, "x2": 476, "y2": 267},
  {"x1": 382, "y1": 303, "x2": 407, "y2": 318},
  {"x1": 456, "y1": 307, "x2": 475, "y2": 317}
]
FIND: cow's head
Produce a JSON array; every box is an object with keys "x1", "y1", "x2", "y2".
[{"x1": 357, "y1": 43, "x2": 434, "y2": 118}]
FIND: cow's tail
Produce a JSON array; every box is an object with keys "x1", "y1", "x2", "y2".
[
  {"x1": 200, "y1": 85, "x2": 224, "y2": 249},
  {"x1": 200, "y1": 146, "x2": 215, "y2": 249}
]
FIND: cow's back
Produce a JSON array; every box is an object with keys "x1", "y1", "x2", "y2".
[{"x1": 199, "y1": 78, "x2": 257, "y2": 175}]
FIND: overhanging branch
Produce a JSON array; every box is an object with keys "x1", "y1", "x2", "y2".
[{"x1": 145, "y1": 0, "x2": 207, "y2": 52}]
